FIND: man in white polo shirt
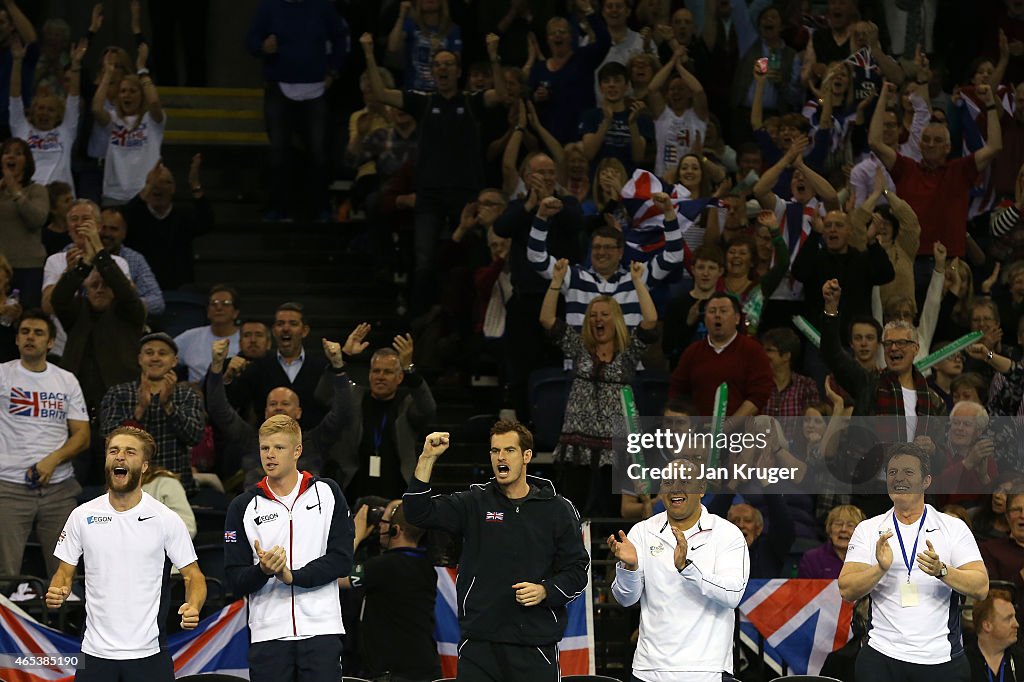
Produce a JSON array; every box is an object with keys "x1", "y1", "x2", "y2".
[
  {"x1": 609, "y1": 458, "x2": 750, "y2": 682},
  {"x1": 839, "y1": 442, "x2": 989, "y2": 682},
  {"x1": 46, "y1": 426, "x2": 206, "y2": 682}
]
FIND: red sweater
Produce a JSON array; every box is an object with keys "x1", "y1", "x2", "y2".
[{"x1": 668, "y1": 334, "x2": 774, "y2": 416}]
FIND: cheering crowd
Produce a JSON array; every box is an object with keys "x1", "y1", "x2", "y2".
[{"x1": 3, "y1": 0, "x2": 1024, "y2": 681}]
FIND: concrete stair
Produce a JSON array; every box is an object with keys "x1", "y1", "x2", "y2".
[{"x1": 159, "y1": 86, "x2": 267, "y2": 146}]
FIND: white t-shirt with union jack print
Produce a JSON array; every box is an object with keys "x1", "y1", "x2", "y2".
[
  {"x1": 102, "y1": 111, "x2": 165, "y2": 202},
  {"x1": 0, "y1": 359, "x2": 88, "y2": 485}
]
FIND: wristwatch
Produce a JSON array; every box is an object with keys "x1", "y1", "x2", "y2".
[
  {"x1": 403, "y1": 363, "x2": 416, "y2": 374},
  {"x1": 987, "y1": 350, "x2": 995, "y2": 362},
  {"x1": 678, "y1": 558, "x2": 693, "y2": 574},
  {"x1": 938, "y1": 562, "x2": 948, "y2": 579}
]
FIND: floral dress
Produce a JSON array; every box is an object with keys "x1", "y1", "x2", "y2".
[{"x1": 549, "y1": 319, "x2": 657, "y2": 466}]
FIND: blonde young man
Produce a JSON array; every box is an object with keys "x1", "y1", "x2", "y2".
[{"x1": 224, "y1": 415, "x2": 354, "y2": 682}]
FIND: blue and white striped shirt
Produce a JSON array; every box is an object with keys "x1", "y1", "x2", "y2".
[{"x1": 528, "y1": 215, "x2": 684, "y2": 329}]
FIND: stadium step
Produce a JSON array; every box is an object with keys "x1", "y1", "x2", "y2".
[{"x1": 159, "y1": 86, "x2": 268, "y2": 146}]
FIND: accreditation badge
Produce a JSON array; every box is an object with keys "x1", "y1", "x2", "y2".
[{"x1": 900, "y1": 582, "x2": 919, "y2": 607}]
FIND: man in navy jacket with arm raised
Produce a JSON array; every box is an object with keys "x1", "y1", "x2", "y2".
[{"x1": 403, "y1": 421, "x2": 590, "y2": 682}]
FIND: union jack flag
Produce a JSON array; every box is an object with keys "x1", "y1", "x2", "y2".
[
  {"x1": 739, "y1": 579, "x2": 854, "y2": 676},
  {"x1": 845, "y1": 47, "x2": 879, "y2": 77},
  {"x1": 0, "y1": 593, "x2": 251, "y2": 681},
  {"x1": 619, "y1": 169, "x2": 717, "y2": 261},
  {"x1": 484, "y1": 511, "x2": 504, "y2": 522},
  {"x1": 9, "y1": 388, "x2": 40, "y2": 417},
  {"x1": 224, "y1": 530, "x2": 237, "y2": 543},
  {"x1": 110, "y1": 126, "x2": 130, "y2": 147}
]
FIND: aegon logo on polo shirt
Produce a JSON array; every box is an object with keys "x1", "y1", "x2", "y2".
[
  {"x1": 86, "y1": 515, "x2": 112, "y2": 525},
  {"x1": 254, "y1": 513, "x2": 279, "y2": 526}
]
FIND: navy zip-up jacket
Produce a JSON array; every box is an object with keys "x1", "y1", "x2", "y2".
[{"x1": 403, "y1": 475, "x2": 590, "y2": 646}]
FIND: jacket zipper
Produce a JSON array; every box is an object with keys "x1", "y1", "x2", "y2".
[
  {"x1": 266, "y1": 490, "x2": 302, "y2": 637},
  {"x1": 289, "y1": 509, "x2": 296, "y2": 636},
  {"x1": 462, "y1": 576, "x2": 476, "y2": 616}
]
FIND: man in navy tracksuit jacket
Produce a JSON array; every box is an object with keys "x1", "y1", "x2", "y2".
[
  {"x1": 224, "y1": 414, "x2": 354, "y2": 682},
  {"x1": 403, "y1": 421, "x2": 590, "y2": 682}
]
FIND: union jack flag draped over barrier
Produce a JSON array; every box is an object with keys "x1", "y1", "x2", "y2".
[
  {"x1": 0, "y1": 594, "x2": 250, "y2": 681},
  {"x1": 433, "y1": 520, "x2": 595, "y2": 678},
  {"x1": 739, "y1": 578, "x2": 855, "y2": 676}
]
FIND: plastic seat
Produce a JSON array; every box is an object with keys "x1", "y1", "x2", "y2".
[
  {"x1": 159, "y1": 290, "x2": 209, "y2": 337},
  {"x1": 631, "y1": 369, "x2": 670, "y2": 417},
  {"x1": 195, "y1": 543, "x2": 228, "y2": 597},
  {"x1": 528, "y1": 368, "x2": 571, "y2": 452},
  {"x1": 769, "y1": 676, "x2": 844, "y2": 682}
]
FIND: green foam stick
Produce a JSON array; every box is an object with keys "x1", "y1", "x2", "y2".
[
  {"x1": 914, "y1": 330, "x2": 984, "y2": 372},
  {"x1": 708, "y1": 382, "x2": 728, "y2": 470},
  {"x1": 792, "y1": 315, "x2": 821, "y2": 349},
  {"x1": 620, "y1": 386, "x2": 648, "y2": 494}
]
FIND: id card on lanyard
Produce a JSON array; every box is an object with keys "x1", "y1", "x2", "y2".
[
  {"x1": 893, "y1": 507, "x2": 927, "y2": 607},
  {"x1": 370, "y1": 413, "x2": 387, "y2": 478}
]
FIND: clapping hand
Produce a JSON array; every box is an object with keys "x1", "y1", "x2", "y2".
[
  {"x1": 876, "y1": 531, "x2": 894, "y2": 571},
  {"x1": 537, "y1": 196, "x2": 563, "y2": 220},
  {"x1": 608, "y1": 530, "x2": 638, "y2": 570}
]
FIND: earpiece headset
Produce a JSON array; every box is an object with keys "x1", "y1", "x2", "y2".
[{"x1": 386, "y1": 502, "x2": 401, "y2": 537}]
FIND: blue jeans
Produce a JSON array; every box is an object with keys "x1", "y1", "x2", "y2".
[{"x1": 264, "y1": 82, "x2": 329, "y2": 215}]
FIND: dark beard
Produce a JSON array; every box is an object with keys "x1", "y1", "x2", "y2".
[{"x1": 105, "y1": 466, "x2": 143, "y2": 493}]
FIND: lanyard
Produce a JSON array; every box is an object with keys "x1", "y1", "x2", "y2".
[
  {"x1": 988, "y1": 656, "x2": 1006, "y2": 682},
  {"x1": 373, "y1": 413, "x2": 388, "y2": 454},
  {"x1": 893, "y1": 507, "x2": 927, "y2": 583}
]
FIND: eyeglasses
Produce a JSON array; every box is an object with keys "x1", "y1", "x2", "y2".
[
  {"x1": 209, "y1": 299, "x2": 235, "y2": 307},
  {"x1": 881, "y1": 339, "x2": 918, "y2": 349}
]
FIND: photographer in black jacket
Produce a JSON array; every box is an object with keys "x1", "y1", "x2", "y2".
[{"x1": 403, "y1": 421, "x2": 589, "y2": 682}]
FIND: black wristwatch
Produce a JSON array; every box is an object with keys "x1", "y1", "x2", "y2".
[{"x1": 678, "y1": 559, "x2": 693, "y2": 574}]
